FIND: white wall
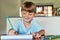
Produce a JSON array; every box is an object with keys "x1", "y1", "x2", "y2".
[{"x1": 6, "y1": 17, "x2": 60, "y2": 35}]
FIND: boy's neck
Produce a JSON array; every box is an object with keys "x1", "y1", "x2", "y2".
[{"x1": 24, "y1": 21, "x2": 31, "y2": 28}]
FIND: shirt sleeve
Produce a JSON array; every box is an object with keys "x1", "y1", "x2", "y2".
[
  {"x1": 36, "y1": 23, "x2": 44, "y2": 31},
  {"x1": 31, "y1": 19, "x2": 44, "y2": 32},
  {"x1": 12, "y1": 20, "x2": 20, "y2": 32}
]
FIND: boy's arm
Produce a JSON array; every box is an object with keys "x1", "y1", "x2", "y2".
[{"x1": 38, "y1": 29, "x2": 45, "y2": 36}]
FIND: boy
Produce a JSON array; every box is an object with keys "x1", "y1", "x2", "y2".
[{"x1": 8, "y1": 1, "x2": 45, "y2": 40}]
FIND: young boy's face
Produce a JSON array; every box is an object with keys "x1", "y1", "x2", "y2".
[{"x1": 22, "y1": 10, "x2": 35, "y2": 22}]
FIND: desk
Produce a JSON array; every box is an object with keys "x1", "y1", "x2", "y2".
[{"x1": 1, "y1": 35, "x2": 60, "y2": 40}]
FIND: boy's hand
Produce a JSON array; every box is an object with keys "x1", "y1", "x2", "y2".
[
  {"x1": 8, "y1": 29, "x2": 17, "y2": 35},
  {"x1": 32, "y1": 32, "x2": 41, "y2": 39}
]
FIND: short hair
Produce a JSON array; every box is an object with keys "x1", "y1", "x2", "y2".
[{"x1": 21, "y1": 1, "x2": 36, "y2": 13}]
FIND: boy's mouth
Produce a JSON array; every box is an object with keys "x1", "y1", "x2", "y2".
[{"x1": 25, "y1": 18, "x2": 30, "y2": 20}]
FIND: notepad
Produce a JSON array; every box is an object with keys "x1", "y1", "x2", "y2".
[{"x1": 1, "y1": 35, "x2": 32, "y2": 40}]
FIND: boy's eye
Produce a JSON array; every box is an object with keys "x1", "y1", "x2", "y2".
[{"x1": 23, "y1": 13, "x2": 26, "y2": 15}]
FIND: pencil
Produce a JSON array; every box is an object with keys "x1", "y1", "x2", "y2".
[{"x1": 6, "y1": 16, "x2": 14, "y2": 30}]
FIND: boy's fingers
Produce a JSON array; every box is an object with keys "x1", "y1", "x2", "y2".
[
  {"x1": 8, "y1": 30, "x2": 17, "y2": 35},
  {"x1": 12, "y1": 30, "x2": 17, "y2": 34},
  {"x1": 32, "y1": 32, "x2": 41, "y2": 38},
  {"x1": 12, "y1": 30, "x2": 16, "y2": 33},
  {"x1": 32, "y1": 33, "x2": 37, "y2": 38},
  {"x1": 32, "y1": 33, "x2": 35, "y2": 36}
]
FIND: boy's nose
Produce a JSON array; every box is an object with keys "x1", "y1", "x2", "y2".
[{"x1": 26, "y1": 12, "x2": 29, "y2": 16}]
